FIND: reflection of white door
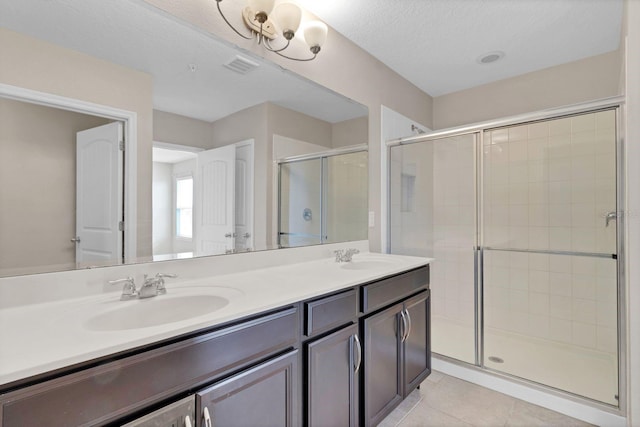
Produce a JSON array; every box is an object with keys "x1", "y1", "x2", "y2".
[
  {"x1": 194, "y1": 144, "x2": 235, "y2": 256},
  {"x1": 234, "y1": 141, "x2": 254, "y2": 252},
  {"x1": 76, "y1": 122, "x2": 123, "y2": 265}
]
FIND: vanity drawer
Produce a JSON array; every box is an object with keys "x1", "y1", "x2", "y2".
[
  {"x1": 361, "y1": 266, "x2": 429, "y2": 314},
  {"x1": 305, "y1": 289, "x2": 357, "y2": 337},
  {"x1": 0, "y1": 307, "x2": 298, "y2": 427}
]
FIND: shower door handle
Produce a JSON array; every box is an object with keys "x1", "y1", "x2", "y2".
[{"x1": 605, "y1": 211, "x2": 618, "y2": 227}]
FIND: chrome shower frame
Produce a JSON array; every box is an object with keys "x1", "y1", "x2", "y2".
[{"x1": 385, "y1": 96, "x2": 626, "y2": 415}]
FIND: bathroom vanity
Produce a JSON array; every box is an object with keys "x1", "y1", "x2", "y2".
[{"x1": 0, "y1": 249, "x2": 430, "y2": 426}]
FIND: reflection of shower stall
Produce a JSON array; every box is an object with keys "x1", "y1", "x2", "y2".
[
  {"x1": 388, "y1": 102, "x2": 624, "y2": 411},
  {"x1": 278, "y1": 148, "x2": 368, "y2": 248}
]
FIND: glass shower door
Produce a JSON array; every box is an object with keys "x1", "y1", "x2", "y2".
[
  {"x1": 389, "y1": 134, "x2": 477, "y2": 364},
  {"x1": 325, "y1": 151, "x2": 368, "y2": 244},
  {"x1": 278, "y1": 158, "x2": 323, "y2": 247},
  {"x1": 482, "y1": 110, "x2": 619, "y2": 405}
]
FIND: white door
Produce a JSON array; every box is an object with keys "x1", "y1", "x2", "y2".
[
  {"x1": 194, "y1": 144, "x2": 235, "y2": 256},
  {"x1": 75, "y1": 122, "x2": 123, "y2": 265},
  {"x1": 234, "y1": 141, "x2": 254, "y2": 252}
]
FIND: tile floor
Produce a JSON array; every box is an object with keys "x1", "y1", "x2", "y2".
[{"x1": 379, "y1": 371, "x2": 594, "y2": 427}]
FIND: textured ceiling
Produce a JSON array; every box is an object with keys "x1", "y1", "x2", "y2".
[
  {"x1": 296, "y1": 0, "x2": 624, "y2": 96},
  {"x1": 0, "y1": 0, "x2": 367, "y2": 123}
]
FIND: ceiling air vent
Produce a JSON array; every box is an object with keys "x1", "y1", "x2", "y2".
[{"x1": 224, "y1": 55, "x2": 260, "y2": 75}]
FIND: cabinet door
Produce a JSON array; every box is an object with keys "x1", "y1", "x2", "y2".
[
  {"x1": 403, "y1": 290, "x2": 431, "y2": 396},
  {"x1": 307, "y1": 323, "x2": 360, "y2": 427},
  {"x1": 122, "y1": 396, "x2": 195, "y2": 427},
  {"x1": 196, "y1": 350, "x2": 299, "y2": 427},
  {"x1": 363, "y1": 303, "x2": 403, "y2": 427}
]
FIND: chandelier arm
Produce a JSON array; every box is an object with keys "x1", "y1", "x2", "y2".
[
  {"x1": 216, "y1": 0, "x2": 252, "y2": 40},
  {"x1": 271, "y1": 50, "x2": 318, "y2": 62},
  {"x1": 264, "y1": 38, "x2": 291, "y2": 53}
]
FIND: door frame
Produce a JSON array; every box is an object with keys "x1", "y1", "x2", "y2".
[{"x1": 0, "y1": 83, "x2": 138, "y2": 261}]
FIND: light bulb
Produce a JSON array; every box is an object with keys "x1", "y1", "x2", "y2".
[
  {"x1": 304, "y1": 21, "x2": 328, "y2": 52},
  {"x1": 273, "y1": 2, "x2": 302, "y2": 37}
]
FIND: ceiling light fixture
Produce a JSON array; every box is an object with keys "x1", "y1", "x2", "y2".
[{"x1": 215, "y1": 0, "x2": 328, "y2": 62}]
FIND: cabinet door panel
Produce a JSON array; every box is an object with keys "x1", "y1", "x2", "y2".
[
  {"x1": 363, "y1": 303, "x2": 403, "y2": 427},
  {"x1": 307, "y1": 323, "x2": 359, "y2": 427},
  {"x1": 403, "y1": 290, "x2": 431, "y2": 395},
  {"x1": 122, "y1": 396, "x2": 195, "y2": 427},
  {"x1": 197, "y1": 351, "x2": 298, "y2": 427}
]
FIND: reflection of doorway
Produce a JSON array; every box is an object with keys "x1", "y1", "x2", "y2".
[
  {"x1": 0, "y1": 84, "x2": 138, "y2": 276},
  {"x1": 152, "y1": 140, "x2": 254, "y2": 258}
]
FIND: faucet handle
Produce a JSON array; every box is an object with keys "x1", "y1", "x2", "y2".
[
  {"x1": 155, "y1": 273, "x2": 177, "y2": 294},
  {"x1": 108, "y1": 277, "x2": 137, "y2": 300}
]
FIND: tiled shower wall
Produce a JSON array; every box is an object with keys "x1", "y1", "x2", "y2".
[{"x1": 483, "y1": 110, "x2": 618, "y2": 357}]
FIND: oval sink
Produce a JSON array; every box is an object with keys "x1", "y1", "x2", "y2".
[
  {"x1": 85, "y1": 294, "x2": 230, "y2": 331},
  {"x1": 340, "y1": 260, "x2": 397, "y2": 270}
]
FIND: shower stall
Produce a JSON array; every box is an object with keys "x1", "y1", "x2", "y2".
[
  {"x1": 278, "y1": 148, "x2": 368, "y2": 248},
  {"x1": 388, "y1": 101, "x2": 623, "y2": 410}
]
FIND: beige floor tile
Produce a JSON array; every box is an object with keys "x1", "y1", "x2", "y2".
[
  {"x1": 398, "y1": 403, "x2": 473, "y2": 427},
  {"x1": 425, "y1": 370, "x2": 446, "y2": 384},
  {"x1": 505, "y1": 400, "x2": 595, "y2": 427},
  {"x1": 422, "y1": 376, "x2": 516, "y2": 426},
  {"x1": 379, "y1": 372, "x2": 591, "y2": 427}
]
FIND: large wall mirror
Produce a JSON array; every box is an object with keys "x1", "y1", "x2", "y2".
[{"x1": 0, "y1": 0, "x2": 369, "y2": 277}]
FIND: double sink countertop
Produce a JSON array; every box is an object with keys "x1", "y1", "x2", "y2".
[{"x1": 0, "y1": 251, "x2": 431, "y2": 387}]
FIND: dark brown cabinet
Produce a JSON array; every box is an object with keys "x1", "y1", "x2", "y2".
[
  {"x1": 362, "y1": 288, "x2": 431, "y2": 427},
  {"x1": 197, "y1": 350, "x2": 299, "y2": 427},
  {"x1": 403, "y1": 291, "x2": 431, "y2": 395},
  {"x1": 307, "y1": 323, "x2": 360, "y2": 427},
  {"x1": 363, "y1": 302, "x2": 404, "y2": 427}
]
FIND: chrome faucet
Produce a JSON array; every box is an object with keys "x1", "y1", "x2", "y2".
[
  {"x1": 139, "y1": 273, "x2": 177, "y2": 299},
  {"x1": 334, "y1": 248, "x2": 360, "y2": 263},
  {"x1": 108, "y1": 277, "x2": 138, "y2": 300}
]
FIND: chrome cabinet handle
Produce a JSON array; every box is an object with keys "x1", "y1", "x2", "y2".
[
  {"x1": 203, "y1": 407, "x2": 212, "y2": 427},
  {"x1": 70, "y1": 236, "x2": 81, "y2": 243},
  {"x1": 404, "y1": 309, "x2": 412, "y2": 341},
  {"x1": 605, "y1": 211, "x2": 617, "y2": 227},
  {"x1": 353, "y1": 334, "x2": 362, "y2": 374},
  {"x1": 184, "y1": 415, "x2": 193, "y2": 427},
  {"x1": 400, "y1": 310, "x2": 409, "y2": 342}
]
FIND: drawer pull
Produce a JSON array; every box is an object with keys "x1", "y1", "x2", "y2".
[{"x1": 184, "y1": 415, "x2": 193, "y2": 427}]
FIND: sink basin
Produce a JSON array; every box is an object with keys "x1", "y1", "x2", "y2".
[
  {"x1": 339, "y1": 256, "x2": 401, "y2": 270},
  {"x1": 84, "y1": 287, "x2": 241, "y2": 331}
]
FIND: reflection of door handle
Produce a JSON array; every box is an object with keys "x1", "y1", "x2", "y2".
[
  {"x1": 224, "y1": 232, "x2": 237, "y2": 238},
  {"x1": 243, "y1": 232, "x2": 251, "y2": 239},
  {"x1": 605, "y1": 211, "x2": 617, "y2": 227},
  {"x1": 71, "y1": 237, "x2": 81, "y2": 243}
]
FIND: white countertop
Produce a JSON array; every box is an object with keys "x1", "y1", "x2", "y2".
[{"x1": 0, "y1": 251, "x2": 430, "y2": 387}]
